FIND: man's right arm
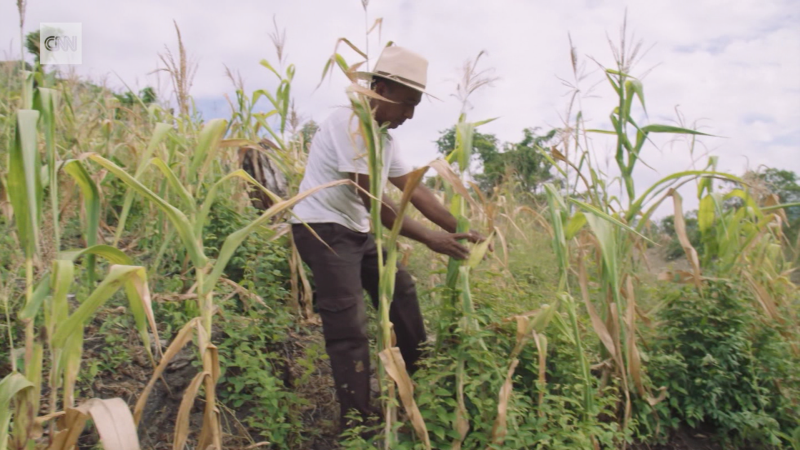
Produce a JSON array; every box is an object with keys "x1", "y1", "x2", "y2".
[{"x1": 348, "y1": 172, "x2": 471, "y2": 260}]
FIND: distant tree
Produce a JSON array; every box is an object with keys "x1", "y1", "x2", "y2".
[
  {"x1": 139, "y1": 87, "x2": 157, "y2": 104},
  {"x1": 434, "y1": 126, "x2": 556, "y2": 194},
  {"x1": 25, "y1": 30, "x2": 40, "y2": 64},
  {"x1": 758, "y1": 168, "x2": 800, "y2": 241},
  {"x1": 112, "y1": 87, "x2": 158, "y2": 119},
  {"x1": 660, "y1": 211, "x2": 702, "y2": 260},
  {"x1": 502, "y1": 127, "x2": 557, "y2": 194},
  {"x1": 299, "y1": 120, "x2": 319, "y2": 154}
]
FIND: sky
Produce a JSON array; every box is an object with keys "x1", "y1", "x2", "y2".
[{"x1": 2, "y1": 0, "x2": 799, "y2": 215}]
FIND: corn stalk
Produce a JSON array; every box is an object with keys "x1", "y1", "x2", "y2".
[{"x1": 89, "y1": 118, "x2": 350, "y2": 448}]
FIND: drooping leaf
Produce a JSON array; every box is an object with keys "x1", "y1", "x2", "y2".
[
  {"x1": 63, "y1": 160, "x2": 101, "y2": 282},
  {"x1": 640, "y1": 124, "x2": 712, "y2": 136},
  {"x1": 8, "y1": 110, "x2": 42, "y2": 260},
  {"x1": 0, "y1": 373, "x2": 34, "y2": 450},
  {"x1": 114, "y1": 122, "x2": 172, "y2": 244},
  {"x1": 189, "y1": 118, "x2": 228, "y2": 184},
  {"x1": 87, "y1": 154, "x2": 208, "y2": 269}
]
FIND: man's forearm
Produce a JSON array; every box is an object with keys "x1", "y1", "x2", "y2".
[
  {"x1": 410, "y1": 185, "x2": 457, "y2": 233},
  {"x1": 379, "y1": 195, "x2": 433, "y2": 244}
]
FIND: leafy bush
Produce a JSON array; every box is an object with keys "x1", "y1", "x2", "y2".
[
  {"x1": 216, "y1": 298, "x2": 304, "y2": 448},
  {"x1": 648, "y1": 279, "x2": 799, "y2": 446}
]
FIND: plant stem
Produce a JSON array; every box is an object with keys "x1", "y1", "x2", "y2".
[
  {"x1": 1, "y1": 274, "x2": 16, "y2": 373},
  {"x1": 23, "y1": 257, "x2": 34, "y2": 372}
]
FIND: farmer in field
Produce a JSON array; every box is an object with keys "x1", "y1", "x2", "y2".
[{"x1": 290, "y1": 46, "x2": 485, "y2": 428}]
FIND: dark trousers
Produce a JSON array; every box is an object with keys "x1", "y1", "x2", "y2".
[{"x1": 291, "y1": 223, "x2": 427, "y2": 422}]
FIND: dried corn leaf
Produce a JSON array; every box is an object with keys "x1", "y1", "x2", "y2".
[
  {"x1": 490, "y1": 358, "x2": 519, "y2": 447},
  {"x1": 429, "y1": 159, "x2": 478, "y2": 210},
  {"x1": 451, "y1": 360, "x2": 469, "y2": 450},
  {"x1": 134, "y1": 317, "x2": 200, "y2": 425},
  {"x1": 378, "y1": 347, "x2": 430, "y2": 449},
  {"x1": 670, "y1": 190, "x2": 702, "y2": 289},
  {"x1": 51, "y1": 398, "x2": 140, "y2": 450},
  {"x1": 174, "y1": 371, "x2": 210, "y2": 450},
  {"x1": 624, "y1": 276, "x2": 646, "y2": 398},
  {"x1": 0, "y1": 373, "x2": 34, "y2": 449},
  {"x1": 577, "y1": 254, "x2": 618, "y2": 363},
  {"x1": 743, "y1": 272, "x2": 780, "y2": 320}
]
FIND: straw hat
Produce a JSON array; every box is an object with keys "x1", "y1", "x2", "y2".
[{"x1": 356, "y1": 46, "x2": 437, "y2": 98}]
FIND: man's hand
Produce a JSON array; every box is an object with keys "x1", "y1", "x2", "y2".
[
  {"x1": 423, "y1": 230, "x2": 474, "y2": 260},
  {"x1": 466, "y1": 230, "x2": 486, "y2": 244}
]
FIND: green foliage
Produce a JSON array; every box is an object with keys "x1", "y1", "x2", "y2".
[
  {"x1": 648, "y1": 279, "x2": 799, "y2": 446},
  {"x1": 202, "y1": 198, "x2": 291, "y2": 299},
  {"x1": 435, "y1": 126, "x2": 556, "y2": 194},
  {"x1": 216, "y1": 299, "x2": 304, "y2": 447},
  {"x1": 758, "y1": 168, "x2": 800, "y2": 241},
  {"x1": 660, "y1": 212, "x2": 701, "y2": 261}
]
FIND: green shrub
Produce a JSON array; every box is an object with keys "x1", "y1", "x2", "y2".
[{"x1": 649, "y1": 279, "x2": 799, "y2": 447}]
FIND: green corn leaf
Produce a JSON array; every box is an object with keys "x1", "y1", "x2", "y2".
[
  {"x1": 195, "y1": 119, "x2": 228, "y2": 181},
  {"x1": 762, "y1": 201, "x2": 800, "y2": 212},
  {"x1": 123, "y1": 271, "x2": 160, "y2": 365},
  {"x1": 196, "y1": 169, "x2": 282, "y2": 237},
  {"x1": 623, "y1": 80, "x2": 636, "y2": 119},
  {"x1": 466, "y1": 231, "x2": 495, "y2": 270},
  {"x1": 544, "y1": 184, "x2": 568, "y2": 275},
  {"x1": 530, "y1": 298, "x2": 561, "y2": 333},
  {"x1": 455, "y1": 121, "x2": 475, "y2": 171},
  {"x1": 193, "y1": 119, "x2": 229, "y2": 183},
  {"x1": 570, "y1": 198, "x2": 652, "y2": 243},
  {"x1": 259, "y1": 59, "x2": 282, "y2": 79},
  {"x1": 22, "y1": 71, "x2": 35, "y2": 109},
  {"x1": 334, "y1": 54, "x2": 349, "y2": 73},
  {"x1": 59, "y1": 244, "x2": 133, "y2": 265},
  {"x1": 51, "y1": 265, "x2": 153, "y2": 348},
  {"x1": 34, "y1": 88, "x2": 60, "y2": 251},
  {"x1": 150, "y1": 157, "x2": 195, "y2": 213},
  {"x1": 473, "y1": 117, "x2": 498, "y2": 128},
  {"x1": 585, "y1": 129, "x2": 618, "y2": 135},
  {"x1": 63, "y1": 160, "x2": 101, "y2": 282},
  {"x1": 114, "y1": 122, "x2": 172, "y2": 244},
  {"x1": 60, "y1": 327, "x2": 83, "y2": 408},
  {"x1": 565, "y1": 211, "x2": 587, "y2": 240},
  {"x1": 629, "y1": 79, "x2": 645, "y2": 114},
  {"x1": 631, "y1": 170, "x2": 742, "y2": 223},
  {"x1": 640, "y1": 124, "x2": 713, "y2": 136},
  {"x1": 19, "y1": 276, "x2": 51, "y2": 322},
  {"x1": 698, "y1": 195, "x2": 716, "y2": 234},
  {"x1": 583, "y1": 214, "x2": 620, "y2": 293},
  {"x1": 604, "y1": 72, "x2": 621, "y2": 95},
  {"x1": 87, "y1": 154, "x2": 208, "y2": 269},
  {"x1": 9, "y1": 110, "x2": 42, "y2": 260},
  {"x1": 48, "y1": 260, "x2": 75, "y2": 380}
]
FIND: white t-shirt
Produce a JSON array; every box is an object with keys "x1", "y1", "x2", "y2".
[{"x1": 290, "y1": 107, "x2": 412, "y2": 233}]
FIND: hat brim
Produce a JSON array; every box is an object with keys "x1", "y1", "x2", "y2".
[{"x1": 355, "y1": 71, "x2": 440, "y2": 101}]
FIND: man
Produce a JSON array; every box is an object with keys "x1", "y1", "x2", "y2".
[{"x1": 290, "y1": 46, "x2": 483, "y2": 428}]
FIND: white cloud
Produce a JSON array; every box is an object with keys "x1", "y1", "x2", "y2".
[{"x1": 2, "y1": 0, "x2": 798, "y2": 215}]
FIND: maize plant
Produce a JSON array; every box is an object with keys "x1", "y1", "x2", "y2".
[
  {"x1": 3, "y1": 92, "x2": 155, "y2": 448},
  {"x1": 87, "y1": 118, "x2": 349, "y2": 448},
  {"x1": 537, "y1": 38, "x2": 760, "y2": 437}
]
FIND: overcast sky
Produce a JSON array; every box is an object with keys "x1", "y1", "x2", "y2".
[{"x1": 3, "y1": 0, "x2": 798, "y2": 214}]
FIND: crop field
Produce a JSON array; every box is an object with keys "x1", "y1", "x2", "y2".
[{"x1": 1, "y1": 3, "x2": 799, "y2": 450}]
